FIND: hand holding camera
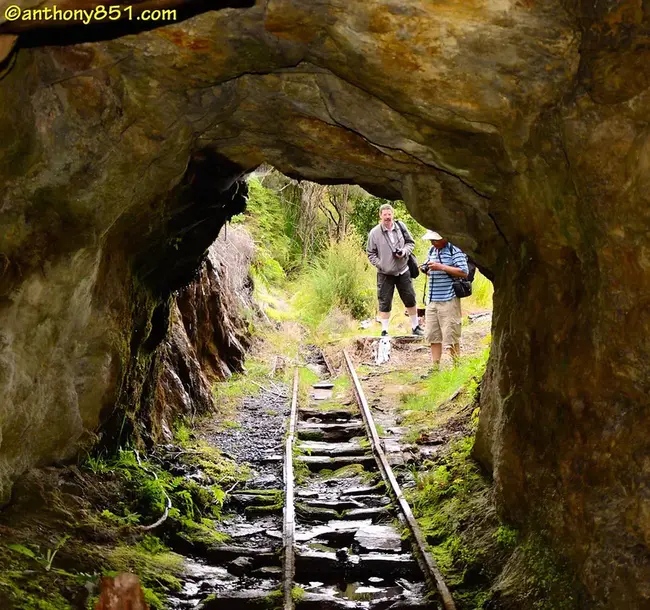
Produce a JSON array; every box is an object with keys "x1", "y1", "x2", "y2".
[
  {"x1": 394, "y1": 248, "x2": 405, "y2": 258},
  {"x1": 427, "y1": 261, "x2": 444, "y2": 271}
]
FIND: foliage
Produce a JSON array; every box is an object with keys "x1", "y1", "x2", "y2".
[
  {"x1": 291, "y1": 586, "x2": 306, "y2": 602},
  {"x1": 100, "y1": 509, "x2": 141, "y2": 526},
  {"x1": 173, "y1": 422, "x2": 192, "y2": 446},
  {"x1": 464, "y1": 270, "x2": 493, "y2": 311},
  {"x1": 293, "y1": 444, "x2": 311, "y2": 486},
  {"x1": 407, "y1": 435, "x2": 499, "y2": 607},
  {"x1": 108, "y1": 536, "x2": 184, "y2": 610},
  {"x1": 240, "y1": 176, "x2": 298, "y2": 278},
  {"x1": 212, "y1": 357, "x2": 270, "y2": 412},
  {"x1": 292, "y1": 234, "x2": 375, "y2": 325},
  {"x1": 7, "y1": 536, "x2": 70, "y2": 573},
  {"x1": 400, "y1": 347, "x2": 489, "y2": 413},
  {"x1": 494, "y1": 525, "x2": 519, "y2": 549},
  {"x1": 404, "y1": 379, "x2": 578, "y2": 608}
]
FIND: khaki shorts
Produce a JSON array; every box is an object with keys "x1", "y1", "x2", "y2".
[{"x1": 425, "y1": 298, "x2": 462, "y2": 345}]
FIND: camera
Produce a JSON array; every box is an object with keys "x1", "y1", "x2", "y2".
[{"x1": 394, "y1": 248, "x2": 404, "y2": 257}]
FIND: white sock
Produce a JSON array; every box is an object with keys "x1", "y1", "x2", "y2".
[
  {"x1": 381, "y1": 319, "x2": 390, "y2": 332},
  {"x1": 410, "y1": 315, "x2": 419, "y2": 329}
]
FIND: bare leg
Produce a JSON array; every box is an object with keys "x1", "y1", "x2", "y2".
[
  {"x1": 449, "y1": 343, "x2": 460, "y2": 365},
  {"x1": 430, "y1": 343, "x2": 442, "y2": 369},
  {"x1": 406, "y1": 306, "x2": 417, "y2": 317}
]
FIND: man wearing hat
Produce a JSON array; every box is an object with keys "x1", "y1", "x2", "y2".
[{"x1": 420, "y1": 230, "x2": 469, "y2": 369}]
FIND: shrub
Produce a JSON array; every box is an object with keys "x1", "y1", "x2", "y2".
[
  {"x1": 465, "y1": 270, "x2": 493, "y2": 310},
  {"x1": 293, "y1": 234, "x2": 375, "y2": 325}
]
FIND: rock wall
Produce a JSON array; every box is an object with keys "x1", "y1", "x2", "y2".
[
  {"x1": 0, "y1": 1, "x2": 648, "y2": 607},
  {"x1": 154, "y1": 229, "x2": 254, "y2": 440}
]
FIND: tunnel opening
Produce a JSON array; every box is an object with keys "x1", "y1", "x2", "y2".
[{"x1": 0, "y1": 2, "x2": 648, "y2": 608}]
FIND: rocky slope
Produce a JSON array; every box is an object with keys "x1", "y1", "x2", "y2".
[{"x1": 0, "y1": 1, "x2": 648, "y2": 607}]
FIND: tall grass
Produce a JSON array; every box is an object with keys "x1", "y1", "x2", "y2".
[
  {"x1": 465, "y1": 270, "x2": 493, "y2": 311},
  {"x1": 292, "y1": 234, "x2": 375, "y2": 327}
]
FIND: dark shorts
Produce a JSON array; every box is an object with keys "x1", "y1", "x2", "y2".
[{"x1": 377, "y1": 272, "x2": 416, "y2": 312}]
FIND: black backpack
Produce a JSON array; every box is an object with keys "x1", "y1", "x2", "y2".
[{"x1": 447, "y1": 242, "x2": 475, "y2": 298}]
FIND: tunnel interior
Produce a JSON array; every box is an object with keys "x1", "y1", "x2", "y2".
[{"x1": 0, "y1": 1, "x2": 648, "y2": 607}]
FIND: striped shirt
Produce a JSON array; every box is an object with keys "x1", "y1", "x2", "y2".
[{"x1": 426, "y1": 243, "x2": 469, "y2": 302}]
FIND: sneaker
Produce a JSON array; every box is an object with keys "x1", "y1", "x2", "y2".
[
  {"x1": 412, "y1": 325, "x2": 424, "y2": 336},
  {"x1": 381, "y1": 330, "x2": 388, "y2": 337}
]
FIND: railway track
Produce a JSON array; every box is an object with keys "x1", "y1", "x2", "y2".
[
  {"x1": 281, "y1": 350, "x2": 455, "y2": 610},
  {"x1": 197, "y1": 347, "x2": 455, "y2": 610}
]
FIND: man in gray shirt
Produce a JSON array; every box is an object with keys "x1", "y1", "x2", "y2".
[{"x1": 366, "y1": 204, "x2": 424, "y2": 337}]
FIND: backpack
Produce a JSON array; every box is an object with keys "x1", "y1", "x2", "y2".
[
  {"x1": 422, "y1": 242, "x2": 476, "y2": 301},
  {"x1": 447, "y1": 242, "x2": 475, "y2": 298}
]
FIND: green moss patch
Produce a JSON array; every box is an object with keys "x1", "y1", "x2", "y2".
[
  {"x1": 406, "y1": 417, "x2": 581, "y2": 609},
  {"x1": 0, "y1": 433, "x2": 250, "y2": 609}
]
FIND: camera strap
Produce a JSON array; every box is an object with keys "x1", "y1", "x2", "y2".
[{"x1": 381, "y1": 223, "x2": 403, "y2": 254}]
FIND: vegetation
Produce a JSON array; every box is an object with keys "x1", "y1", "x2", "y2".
[
  {"x1": 401, "y1": 347, "x2": 489, "y2": 413},
  {"x1": 211, "y1": 356, "x2": 278, "y2": 417},
  {"x1": 466, "y1": 271, "x2": 493, "y2": 311},
  {"x1": 399, "y1": 344, "x2": 579, "y2": 609},
  {"x1": 0, "y1": 415, "x2": 251, "y2": 610},
  {"x1": 293, "y1": 234, "x2": 376, "y2": 326},
  {"x1": 238, "y1": 169, "x2": 491, "y2": 340}
]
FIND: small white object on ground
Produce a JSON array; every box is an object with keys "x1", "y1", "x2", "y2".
[{"x1": 373, "y1": 336, "x2": 391, "y2": 365}]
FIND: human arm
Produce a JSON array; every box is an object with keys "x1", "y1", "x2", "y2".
[
  {"x1": 426, "y1": 248, "x2": 469, "y2": 277},
  {"x1": 366, "y1": 231, "x2": 380, "y2": 267},
  {"x1": 426, "y1": 262, "x2": 468, "y2": 277}
]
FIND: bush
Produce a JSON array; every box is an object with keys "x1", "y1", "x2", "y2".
[
  {"x1": 240, "y1": 177, "x2": 299, "y2": 279},
  {"x1": 465, "y1": 270, "x2": 493, "y2": 310},
  {"x1": 293, "y1": 234, "x2": 375, "y2": 326}
]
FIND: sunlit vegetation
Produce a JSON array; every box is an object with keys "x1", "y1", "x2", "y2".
[
  {"x1": 400, "y1": 347, "x2": 490, "y2": 413},
  {"x1": 212, "y1": 357, "x2": 271, "y2": 412},
  {"x1": 237, "y1": 169, "x2": 490, "y2": 341},
  {"x1": 464, "y1": 270, "x2": 493, "y2": 311}
]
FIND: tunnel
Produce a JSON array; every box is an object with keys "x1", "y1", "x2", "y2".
[{"x1": 0, "y1": 1, "x2": 648, "y2": 608}]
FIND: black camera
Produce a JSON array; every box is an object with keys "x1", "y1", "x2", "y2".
[{"x1": 394, "y1": 248, "x2": 403, "y2": 257}]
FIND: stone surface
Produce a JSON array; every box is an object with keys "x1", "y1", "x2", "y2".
[
  {"x1": 354, "y1": 524, "x2": 404, "y2": 553},
  {"x1": 297, "y1": 423, "x2": 366, "y2": 441},
  {"x1": 297, "y1": 440, "x2": 367, "y2": 457},
  {"x1": 152, "y1": 230, "x2": 254, "y2": 440},
  {"x1": 0, "y1": 1, "x2": 647, "y2": 607}
]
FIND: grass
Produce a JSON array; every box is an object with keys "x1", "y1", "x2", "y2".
[
  {"x1": 400, "y1": 348, "x2": 489, "y2": 413},
  {"x1": 407, "y1": 436, "x2": 502, "y2": 606},
  {"x1": 399, "y1": 350, "x2": 579, "y2": 609},
  {"x1": 108, "y1": 536, "x2": 184, "y2": 609},
  {"x1": 292, "y1": 234, "x2": 376, "y2": 328},
  {"x1": 212, "y1": 357, "x2": 270, "y2": 411},
  {"x1": 464, "y1": 270, "x2": 493, "y2": 312},
  {"x1": 297, "y1": 366, "x2": 320, "y2": 407},
  {"x1": 0, "y1": 450, "x2": 225, "y2": 610}
]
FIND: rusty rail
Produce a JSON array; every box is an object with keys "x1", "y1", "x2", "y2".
[
  {"x1": 342, "y1": 349, "x2": 457, "y2": 610},
  {"x1": 282, "y1": 368, "x2": 299, "y2": 610}
]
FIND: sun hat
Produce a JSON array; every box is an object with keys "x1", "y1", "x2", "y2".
[{"x1": 422, "y1": 230, "x2": 443, "y2": 240}]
